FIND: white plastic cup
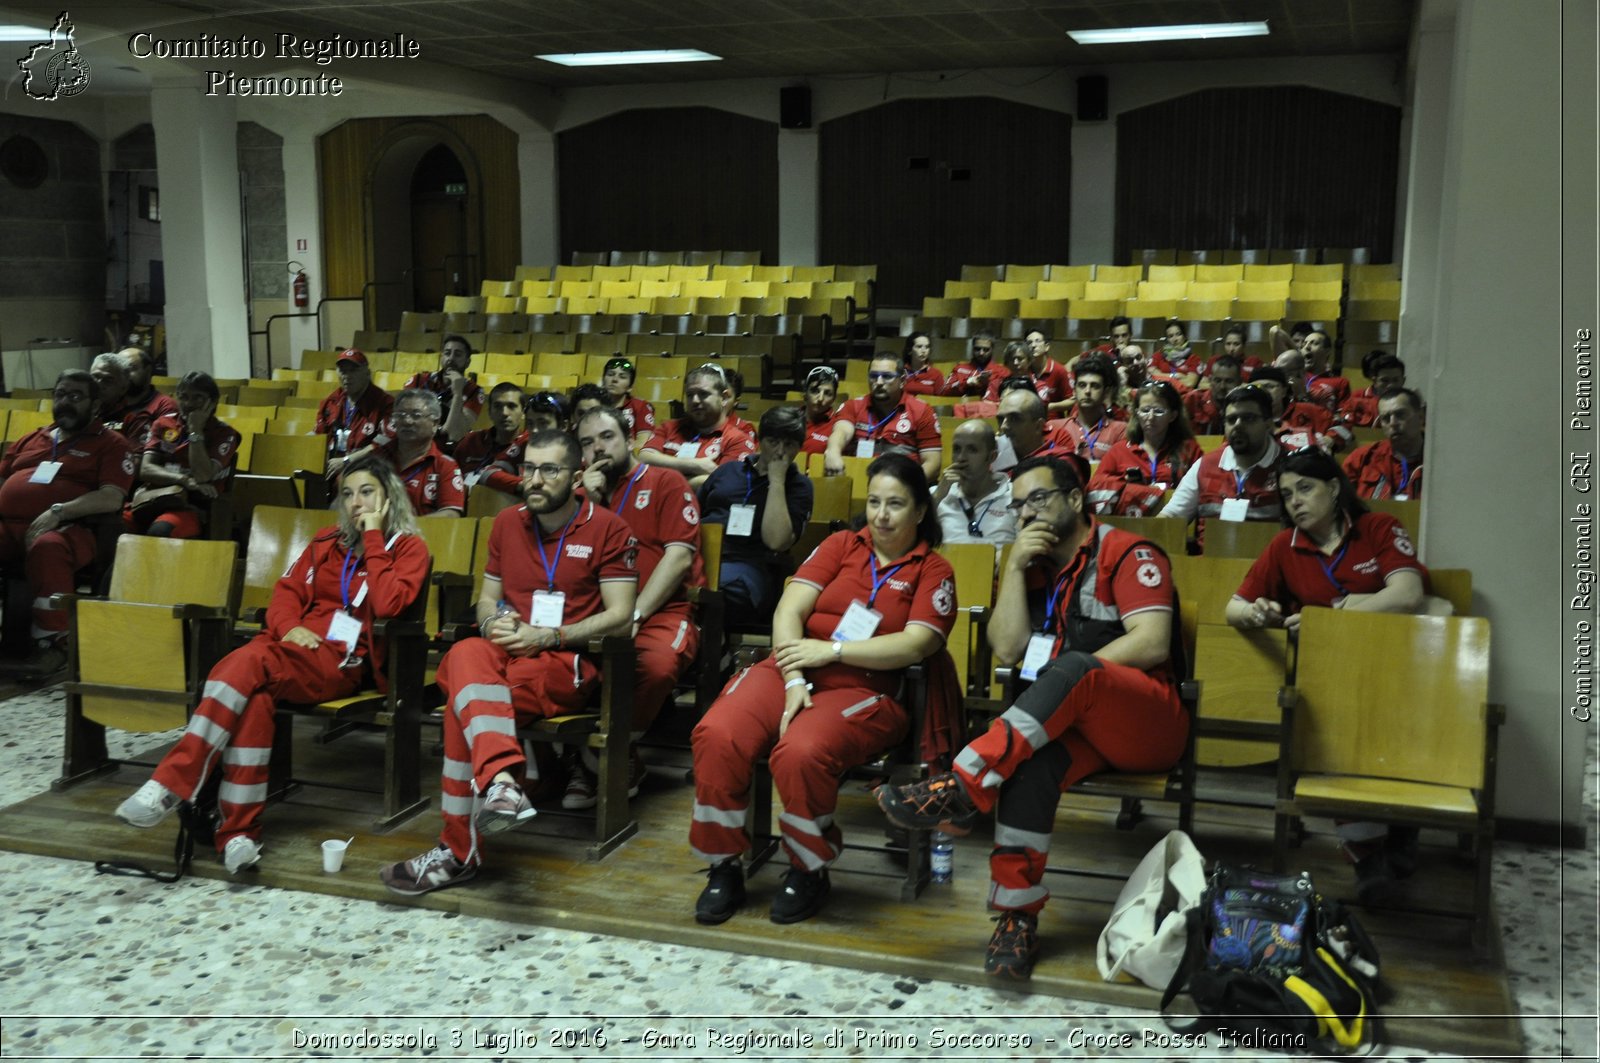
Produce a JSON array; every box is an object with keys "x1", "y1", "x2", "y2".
[{"x1": 321, "y1": 838, "x2": 349, "y2": 873}]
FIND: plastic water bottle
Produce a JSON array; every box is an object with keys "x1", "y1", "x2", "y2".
[
  {"x1": 489, "y1": 599, "x2": 519, "y2": 632},
  {"x1": 930, "y1": 831, "x2": 954, "y2": 884}
]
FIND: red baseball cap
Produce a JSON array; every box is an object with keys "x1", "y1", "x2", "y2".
[{"x1": 336, "y1": 348, "x2": 368, "y2": 367}]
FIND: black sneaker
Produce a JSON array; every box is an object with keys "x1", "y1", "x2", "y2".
[
  {"x1": 1383, "y1": 826, "x2": 1420, "y2": 880},
  {"x1": 695, "y1": 860, "x2": 746, "y2": 925},
  {"x1": 875, "y1": 772, "x2": 978, "y2": 835},
  {"x1": 985, "y1": 910, "x2": 1040, "y2": 980},
  {"x1": 1353, "y1": 852, "x2": 1400, "y2": 906},
  {"x1": 769, "y1": 867, "x2": 830, "y2": 924}
]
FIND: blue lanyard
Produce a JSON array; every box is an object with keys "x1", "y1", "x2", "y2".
[
  {"x1": 1084, "y1": 415, "x2": 1105, "y2": 456},
  {"x1": 613, "y1": 463, "x2": 648, "y2": 512},
  {"x1": 864, "y1": 404, "x2": 902, "y2": 439},
  {"x1": 1043, "y1": 569, "x2": 1073, "y2": 635},
  {"x1": 339, "y1": 548, "x2": 360, "y2": 609},
  {"x1": 741, "y1": 460, "x2": 759, "y2": 503},
  {"x1": 1232, "y1": 469, "x2": 1249, "y2": 496},
  {"x1": 533, "y1": 507, "x2": 580, "y2": 591},
  {"x1": 962, "y1": 494, "x2": 997, "y2": 534},
  {"x1": 867, "y1": 554, "x2": 906, "y2": 607},
  {"x1": 1397, "y1": 458, "x2": 1412, "y2": 496},
  {"x1": 401, "y1": 452, "x2": 428, "y2": 484},
  {"x1": 1319, "y1": 541, "x2": 1351, "y2": 597},
  {"x1": 49, "y1": 429, "x2": 59, "y2": 461},
  {"x1": 1147, "y1": 445, "x2": 1161, "y2": 484},
  {"x1": 343, "y1": 396, "x2": 356, "y2": 429}
]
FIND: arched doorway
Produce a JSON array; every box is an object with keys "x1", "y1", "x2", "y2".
[{"x1": 367, "y1": 125, "x2": 483, "y2": 325}]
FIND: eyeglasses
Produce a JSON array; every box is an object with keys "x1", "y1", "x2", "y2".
[
  {"x1": 604, "y1": 359, "x2": 634, "y2": 372},
  {"x1": 1006, "y1": 487, "x2": 1065, "y2": 513},
  {"x1": 520, "y1": 463, "x2": 572, "y2": 481},
  {"x1": 1136, "y1": 406, "x2": 1173, "y2": 418},
  {"x1": 867, "y1": 371, "x2": 901, "y2": 382},
  {"x1": 696, "y1": 362, "x2": 728, "y2": 384},
  {"x1": 393, "y1": 409, "x2": 435, "y2": 422},
  {"x1": 52, "y1": 389, "x2": 91, "y2": 403}
]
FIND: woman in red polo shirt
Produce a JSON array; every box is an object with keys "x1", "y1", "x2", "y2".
[
  {"x1": 114, "y1": 457, "x2": 430, "y2": 876},
  {"x1": 1224, "y1": 447, "x2": 1429, "y2": 902},
  {"x1": 689, "y1": 453, "x2": 957, "y2": 926},
  {"x1": 902, "y1": 332, "x2": 944, "y2": 396},
  {"x1": 1087, "y1": 381, "x2": 1205, "y2": 517}
]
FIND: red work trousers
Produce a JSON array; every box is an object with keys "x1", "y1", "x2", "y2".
[
  {"x1": 434, "y1": 637, "x2": 599, "y2": 862},
  {"x1": 150, "y1": 635, "x2": 363, "y2": 851},
  {"x1": 633, "y1": 604, "x2": 698, "y2": 733},
  {"x1": 952, "y1": 651, "x2": 1186, "y2": 914},
  {"x1": 689, "y1": 657, "x2": 907, "y2": 872},
  {"x1": 0, "y1": 521, "x2": 97, "y2": 640}
]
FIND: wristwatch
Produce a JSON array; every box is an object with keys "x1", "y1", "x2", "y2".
[
  {"x1": 48, "y1": 503, "x2": 65, "y2": 519},
  {"x1": 631, "y1": 609, "x2": 643, "y2": 625}
]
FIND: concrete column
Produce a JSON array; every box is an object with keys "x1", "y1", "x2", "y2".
[
  {"x1": 149, "y1": 82, "x2": 250, "y2": 378},
  {"x1": 519, "y1": 131, "x2": 559, "y2": 266},
  {"x1": 1068, "y1": 120, "x2": 1116, "y2": 265},
  {"x1": 279, "y1": 129, "x2": 324, "y2": 361},
  {"x1": 777, "y1": 128, "x2": 819, "y2": 264}
]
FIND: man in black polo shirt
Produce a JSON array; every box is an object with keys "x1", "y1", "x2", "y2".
[{"x1": 696, "y1": 406, "x2": 812, "y2": 614}]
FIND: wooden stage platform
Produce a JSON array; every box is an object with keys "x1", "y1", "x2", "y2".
[{"x1": 0, "y1": 725, "x2": 1522, "y2": 1058}]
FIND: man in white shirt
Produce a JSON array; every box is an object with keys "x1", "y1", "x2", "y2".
[{"x1": 934, "y1": 420, "x2": 1017, "y2": 545}]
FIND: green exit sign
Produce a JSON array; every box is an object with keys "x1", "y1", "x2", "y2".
[{"x1": 444, "y1": 182, "x2": 467, "y2": 196}]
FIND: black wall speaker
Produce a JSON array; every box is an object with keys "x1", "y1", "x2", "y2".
[
  {"x1": 1077, "y1": 75, "x2": 1108, "y2": 122},
  {"x1": 780, "y1": 85, "x2": 812, "y2": 129}
]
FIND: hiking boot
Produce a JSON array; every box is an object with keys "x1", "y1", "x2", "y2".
[
  {"x1": 985, "y1": 910, "x2": 1040, "y2": 980},
  {"x1": 115, "y1": 779, "x2": 180, "y2": 829},
  {"x1": 223, "y1": 835, "x2": 263, "y2": 874},
  {"x1": 769, "y1": 867, "x2": 830, "y2": 924},
  {"x1": 476, "y1": 779, "x2": 536, "y2": 834},
  {"x1": 379, "y1": 845, "x2": 477, "y2": 896},
  {"x1": 875, "y1": 772, "x2": 978, "y2": 836},
  {"x1": 695, "y1": 860, "x2": 746, "y2": 925}
]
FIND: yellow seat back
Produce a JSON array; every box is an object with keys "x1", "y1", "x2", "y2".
[
  {"x1": 248, "y1": 433, "x2": 328, "y2": 476},
  {"x1": 241, "y1": 506, "x2": 330, "y2": 615}
]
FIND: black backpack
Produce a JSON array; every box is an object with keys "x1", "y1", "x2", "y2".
[
  {"x1": 1161, "y1": 863, "x2": 1383, "y2": 1053},
  {"x1": 95, "y1": 772, "x2": 222, "y2": 883}
]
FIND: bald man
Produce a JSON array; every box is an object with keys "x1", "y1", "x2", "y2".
[
  {"x1": 934, "y1": 419, "x2": 1018, "y2": 545},
  {"x1": 997, "y1": 386, "x2": 1074, "y2": 468}
]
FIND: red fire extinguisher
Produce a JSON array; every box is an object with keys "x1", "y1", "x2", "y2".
[{"x1": 292, "y1": 268, "x2": 309, "y2": 309}]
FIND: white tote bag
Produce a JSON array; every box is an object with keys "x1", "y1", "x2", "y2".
[{"x1": 1096, "y1": 829, "x2": 1206, "y2": 988}]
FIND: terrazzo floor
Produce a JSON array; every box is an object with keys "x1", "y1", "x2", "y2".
[{"x1": 0, "y1": 685, "x2": 1594, "y2": 1061}]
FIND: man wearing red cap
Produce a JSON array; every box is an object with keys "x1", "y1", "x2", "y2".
[{"x1": 315, "y1": 349, "x2": 395, "y2": 476}]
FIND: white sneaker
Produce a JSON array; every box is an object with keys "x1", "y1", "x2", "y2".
[
  {"x1": 115, "y1": 780, "x2": 180, "y2": 829},
  {"x1": 223, "y1": 835, "x2": 263, "y2": 874}
]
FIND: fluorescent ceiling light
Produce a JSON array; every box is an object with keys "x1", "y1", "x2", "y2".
[
  {"x1": 537, "y1": 49, "x2": 720, "y2": 67},
  {"x1": 1068, "y1": 21, "x2": 1270, "y2": 45},
  {"x1": 0, "y1": 24, "x2": 53, "y2": 41}
]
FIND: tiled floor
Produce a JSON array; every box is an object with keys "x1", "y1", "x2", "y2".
[{"x1": 1, "y1": 685, "x2": 1594, "y2": 1060}]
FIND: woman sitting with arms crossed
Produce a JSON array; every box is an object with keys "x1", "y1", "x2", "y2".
[
  {"x1": 1223, "y1": 446, "x2": 1429, "y2": 900},
  {"x1": 690, "y1": 453, "x2": 957, "y2": 926},
  {"x1": 114, "y1": 457, "x2": 430, "y2": 874},
  {"x1": 1087, "y1": 380, "x2": 1204, "y2": 517}
]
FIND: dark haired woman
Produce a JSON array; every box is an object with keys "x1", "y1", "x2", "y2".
[
  {"x1": 902, "y1": 332, "x2": 944, "y2": 396},
  {"x1": 1087, "y1": 381, "x2": 1205, "y2": 517}
]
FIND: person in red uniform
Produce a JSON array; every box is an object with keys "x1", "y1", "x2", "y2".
[
  {"x1": 315, "y1": 349, "x2": 395, "y2": 477},
  {"x1": 0, "y1": 369, "x2": 137, "y2": 678},
  {"x1": 1149, "y1": 320, "x2": 1203, "y2": 390},
  {"x1": 571, "y1": 405, "x2": 702, "y2": 807},
  {"x1": 403, "y1": 334, "x2": 484, "y2": 445},
  {"x1": 723, "y1": 368, "x2": 756, "y2": 436},
  {"x1": 1339, "y1": 352, "x2": 1407, "y2": 428},
  {"x1": 799, "y1": 366, "x2": 841, "y2": 455},
  {"x1": 1184, "y1": 355, "x2": 1243, "y2": 434},
  {"x1": 997, "y1": 385, "x2": 1075, "y2": 471},
  {"x1": 1252, "y1": 365, "x2": 1340, "y2": 453},
  {"x1": 599, "y1": 356, "x2": 658, "y2": 444},
  {"x1": 942, "y1": 332, "x2": 997, "y2": 397},
  {"x1": 1159, "y1": 385, "x2": 1286, "y2": 540},
  {"x1": 639, "y1": 364, "x2": 757, "y2": 489},
  {"x1": 981, "y1": 341, "x2": 1032, "y2": 403},
  {"x1": 1088, "y1": 381, "x2": 1205, "y2": 517},
  {"x1": 131, "y1": 371, "x2": 241, "y2": 539},
  {"x1": 454, "y1": 382, "x2": 528, "y2": 501},
  {"x1": 1025, "y1": 329, "x2": 1074, "y2": 416},
  {"x1": 691, "y1": 453, "x2": 957, "y2": 926},
  {"x1": 1057, "y1": 355, "x2": 1127, "y2": 462},
  {"x1": 902, "y1": 332, "x2": 944, "y2": 396},
  {"x1": 1298, "y1": 329, "x2": 1349, "y2": 412},
  {"x1": 824, "y1": 354, "x2": 941, "y2": 482},
  {"x1": 1343, "y1": 387, "x2": 1425, "y2": 500},
  {"x1": 1077, "y1": 316, "x2": 1146, "y2": 390},
  {"x1": 877, "y1": 455, "x2": 1185, "y2": 979},
  {"x1": 1202, "y1": 326, "x2": 1263, "y2": 381},
  {"x1": 115, "y1": 457, "x2": 429, "y2": 873},
  {"x1": 98, "y1": 349, "x2": 179, "y2": 449},
  {"x1": 379, "y1": 389, "x2": 465, "y2": 517},
  {"x1": 1225, "y1": 446, "x2": 1428, "y2": 901},
  {"x1": 380, "y1": 430, "x2": 639, "y2": 896}
]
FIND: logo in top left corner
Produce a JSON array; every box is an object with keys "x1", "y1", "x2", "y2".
[{"x1": 17, "y1": 12, "x2": 91, "y2": 101}]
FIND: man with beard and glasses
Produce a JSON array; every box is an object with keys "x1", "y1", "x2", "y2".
[
  {"x1": 876, "y1": 456, "x2": 1184, "y2": 980},
  {"x1": 1159, "y1": 385, "x2": 1286, "y2": 543},
  {"x1": 380, "y1": 429, "x2": 638, "y2": 896},
  {"x1": 824, "y1": 354, "x2": 941, "y2": 482},
  {"x1": 453, "y1": 382, "x2": 529, "y2": 502},
  {"x1": 0, "y1": 370, "x2": 138, "y2": 678},
  {"x1": 639, "y1": 365, "x2": 757, "y2": 489},
  {"x1": 570, "y1": 405, "x2": 703, "y2": 809},
  {"x1": 403, "y1": 334, "x2": 484, "y2": 445}
]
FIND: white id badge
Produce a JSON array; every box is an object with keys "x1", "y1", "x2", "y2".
[
  {"x1": 676, "y1": 441, "x2": 701, "y2": 460},
  {"x1": 1019, "y1": 632, "x2": 1056, "y2": 682},
  {"x1": 854, "y1": 438, "x2": 875, "y2": 459},
  {"x1": 726, "y1": 504, "x2": 756, "y2": 537},
  {"x1": 326, "y1": 609, "x2": 362, "y2": 650},
  {"x1": 830, "y1": 599, "x2": 882, "y2": 642},
  {"x1": 351, "y1": 581, "x2": 368, "y2": 608},
  {"x1": 1150, "y1": 481, "x2": 1168, "y2": 492},
  {"x1": 465, "y1": 468, "x2": 484, "y2": 487},
  {"x1": 1219, "y1": 497, "x2": 1251, "y2": 522},
  {"x1": 530, "y1": 590, "x2": 566, "y2": 627},
  {"x1": 29, "y1": 461, "x2": 61, "y2": 484}
]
